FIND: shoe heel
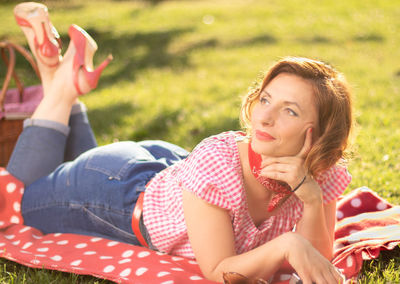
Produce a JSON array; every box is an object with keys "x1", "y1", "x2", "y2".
[
  {"x1": 69, "y1": 24, "x2": 112, "y2": 95},
  {"x1": 83, "y1": 54, "x2": 113, "y2": 90}
]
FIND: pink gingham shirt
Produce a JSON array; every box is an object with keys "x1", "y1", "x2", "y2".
[{"x1": 142, "y1": 131, "x2": 351, "y2": 258}]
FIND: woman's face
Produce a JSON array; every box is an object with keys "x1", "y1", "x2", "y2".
[{"x1": 250, "y1": 73, "x2": 319, "y2": 157}]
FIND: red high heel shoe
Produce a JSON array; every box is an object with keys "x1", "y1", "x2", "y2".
[
  {"x1": 14, "y1": 2, "x2": 61, "y2": 68},
  {"x1": 68, "y1": 24, "x2": 112, "y2": 95}
]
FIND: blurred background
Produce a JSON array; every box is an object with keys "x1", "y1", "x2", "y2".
[{"x1": 0, "y1": 0, "x2": 399, "y2": 281}]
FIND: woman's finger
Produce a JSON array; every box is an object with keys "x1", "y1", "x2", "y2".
[
  {"x1": 261, "y1": 156, "x2": 301, "y2": 167},
  {"x1": 260, "y1": 163, "x2": 295, "y2": 174},
  {"x1": 259, "y1": 170, "x2": 287, "y2": 182}
]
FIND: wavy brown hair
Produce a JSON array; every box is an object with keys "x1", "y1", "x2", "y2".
[{"x1": 240, "y1": 57, "x2": 353, "y2": 177}]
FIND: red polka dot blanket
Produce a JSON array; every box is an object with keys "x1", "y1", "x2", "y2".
[{"x1": 1, "y1": 168, "x2": 399, "y2": 283}]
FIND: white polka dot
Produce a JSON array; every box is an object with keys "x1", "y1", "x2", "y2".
[
  {"x1": 103, "y1": 265, "x2": 115, "y2": 273},
  {"x1": 10, "y1": 216, "x2": 20, "y2": 223},
  {"x1": 31, "y1": 259, "x2": 40, "y2": 265},
  {"x1": 120, "y1": 268, "x2": 132, "y2": 277},
  {"x1": 12, "y1": 240, "x2": 21, "y2": 246},
  {"x1": 336, "y1": 210, "x2": 344, "y2": 219},
  {"x1": 13, "y1": 202, "x2": 21, "y2": 212},
  {"x1": 346, "y1": 255, "x2": 354, "y2": 267},
  {"x1": 350, "y1": 198, "x2": 362, "y2": 208},
  {"x1": 161, "y1": 281, "x2": 174, "y2": 284},
  {"x1": 19, "y1": 227, "x2": 31, "y2": 233},
  {"x1": 156, "y1": 251, "x2": 166, "y2": 256},
  {"x1": 57, "y1": 240, "x2": 68, "y2": 245},
  {"x1": 53, "y1": 233, "x2": 62, "y2": 237},
  {"x1": 91, "y1": 237, "x2": 102, "y2": 242},
  {"x1": 20, "y1": 187, "x2": 24, "y2": 194},
  {"x1": 157, "y1": 271, "x2": 171, "y2": 277},
  {"x1": 70, "y1": 260, "x2": 82, "y2": 266},
  {"x1": 32, "y1": 234, "x2": 42, "y2": 239},
  {"x1": 84, "y1": 251, "x2": 97, "y2": 255},
  {"x1": 20, "y1": 250, "x2": 32, "y2": 254},
  {"x1": 22, "y1": 242, "x2": 33, "y2": 249},
  {"x1": 35, "y1": 254, "x2": 46, "y2": 258},
  {"x1": 189, "y1": 276, "x2": 203, "y2": 280},
  {"x1": 118, "y1": 259, "x2": 131, "y2": 264},
  {"x1": 5, "y1": 234, "x2": 15, "y2": 240},
  {"x1": 51, "y1": 255, "x2": 62, "y2": 261},
  {"x1": 137, "y1": 251, "x2": 150, "y2": 258},
  {"x1": 37, "y1": 247, "x2": 49, "y2": 252},
  {"x1": 42, "y1": 240, "x2": 54, "y2": 244},
  {"x1": 376, "y1": 202, "x2": 387, "y2": 211},
  {"x1": 75, "y1": 243, "x2": 88, "y2": 249},
  {"x1": 100, "y1": 256, "x2": 113, "y2": 260},
  {"x1": 0, "y1": 170, "x2": 8, "y2": 176},
  {"x1": 6, "y1": 182, "x2": 16, "y2": 193},
  {"x1": 280, "y1": 274, "x2": 292, "y2": 281},
  {"x1": 188, "y1": 260, "x2": 197, "y2": 265},
  {"x1": 134, "y1": 267, "x2": 146, "y2": 276},
  {"x1": 160, "y1": 260, "x2": 171, "y2": 264},
  {"x1": 0, "y1": 221, "x2": 4, "y2": 226},
  {"x1": 122, "y1": 250, "x2": 134, "y2": 258},
  {"x1": 171, "y1": 267, "x2": 184, "y2": 271},
  {"x1": 0, "y1": 243, "x2": 5, "y2": 247},
  {"x1": 107, "y1": 241, "x2": 118, "y2": 247},
  {"x1": 172, "y1": 256, "x2": 183, "y2": 261}
]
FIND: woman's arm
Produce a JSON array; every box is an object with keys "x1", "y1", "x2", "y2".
[
  {"x1": 182, "y1": 189, "x2": 342, "y2": 283},
  {"x1": 260, "y1": 128, "x2": 338, "y2": 259},
  {"x1": 294, "y1": 180, "x2": 337, "y2": 259}
]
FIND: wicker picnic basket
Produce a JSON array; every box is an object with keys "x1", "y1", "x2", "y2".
[{"x1": 0, "y1": 41, "x2": 42, "y2": 167}]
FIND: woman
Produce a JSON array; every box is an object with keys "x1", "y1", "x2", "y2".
[{"x1": 7, "y1": 2, "x2": 351, "y2": 283}]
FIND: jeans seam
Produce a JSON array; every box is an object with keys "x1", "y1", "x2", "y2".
[
  {"x1": 22, "y1": 201, "x2": 132, "y2": 216},
  {"x1": 80, "y1": 206, "x2": 136, "y2": 240},
  {"x1": 84, "y1": 155, "x2": 137, "y2": 181}
]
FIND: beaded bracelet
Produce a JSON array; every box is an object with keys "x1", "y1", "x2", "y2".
[{"x1": 291, "y1": 175, "x2": 307, "y2": 192}]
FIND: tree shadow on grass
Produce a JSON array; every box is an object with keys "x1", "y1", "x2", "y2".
[
  {"x1": 230, "y1": 34, "x2": 278, "y2": 47},
  {"x1": 295, "y1": 32, "x2": 385, "y2": 45},
  {"x1": 128, "y1": 105, "x2": 240, "y2": 148},
  {"x1": 296, "y1": 35, "x2": 332, "y2": 44},
  {"x1": 353, "y1": 33, "x2": 384, "y2": 43},
  {"x1": 188, "y1": 116, "x2": 241, "y2": 145},
  {"x1": 129, "y1": 108, "x2": 183, "y2": 142},
  {"x1": 87, "y1": 101, "x2": 137, "y2": 136}
]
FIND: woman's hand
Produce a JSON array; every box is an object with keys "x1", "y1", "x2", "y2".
[
  {"x1": 259, "y1": 128, "x2": 322, "y2": 205},
  {"x1": 284, "y1": 233, "x2": 344, "y2": 284}
]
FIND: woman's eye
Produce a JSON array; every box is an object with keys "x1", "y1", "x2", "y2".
[
  {"x1": 286, "y1": 108, "x2": 298, "y2": 117},
  {"x1": 259, "y1": 97, "x2": 269, "y2": 105}
]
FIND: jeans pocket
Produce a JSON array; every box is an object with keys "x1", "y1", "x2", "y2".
[{"x1": 83, "y1": 141, "x2": 154, "y2": 181}]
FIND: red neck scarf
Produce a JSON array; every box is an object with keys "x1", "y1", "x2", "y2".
[{"x1": 247, "y1": 142, "x2": 292, "y2": 212}]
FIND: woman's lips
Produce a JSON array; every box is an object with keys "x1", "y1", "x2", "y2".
[{"x1": 255, "y1": 130, "x2": 276, "y2": 141}]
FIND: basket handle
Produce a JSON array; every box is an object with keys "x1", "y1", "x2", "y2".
[{"x1": 0, "y1": 41, "x2": 41, "y2": 111}]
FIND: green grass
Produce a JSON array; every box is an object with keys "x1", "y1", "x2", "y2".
[{"x1": 1, "y1": 0, "x2": 400, "y2": 282}]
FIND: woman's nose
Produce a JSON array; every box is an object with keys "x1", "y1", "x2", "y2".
[{"x1": 261, "y1": 107, "x2": 275, "y2": 126}]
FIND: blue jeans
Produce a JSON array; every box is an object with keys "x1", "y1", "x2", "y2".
[{"x1": 6, "y1": 109, "x2": 189, "y2": 247}]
